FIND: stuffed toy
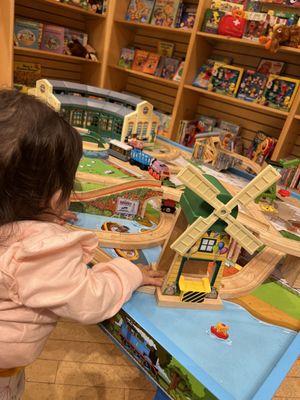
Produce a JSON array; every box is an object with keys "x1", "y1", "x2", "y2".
[
  {"x1": 67, "y1": 39, "x2": 98, "y2": 61},
  {"x1": 260, "y1": 24, "x2": 300, "y2": 53}
]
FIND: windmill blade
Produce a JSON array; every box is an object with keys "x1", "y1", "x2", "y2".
[
  {"x1": 225, "y1": 165, "x2": 281, "y2": 211},
  {"x1": 171, "y1": 214, "x2": 218, "y2": 256},
  {"x1": 224, "y1": 215, "x2": 263, "y2": 255},
  {"x1": 177, "y1": 164, "x2": 223, "y2": 210}
]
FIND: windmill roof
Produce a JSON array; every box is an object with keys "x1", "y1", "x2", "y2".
[{"x1": 180, "y1": 173, "x2": 238, "y2": 233}]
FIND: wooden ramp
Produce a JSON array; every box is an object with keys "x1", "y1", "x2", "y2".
[{"x1": 220, "y1": 248, "x2": 284, "y2": 299}]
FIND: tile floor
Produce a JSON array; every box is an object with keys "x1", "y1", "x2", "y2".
[{"x1": 23, "y1": 320, "x2": 299, "y2": 400}]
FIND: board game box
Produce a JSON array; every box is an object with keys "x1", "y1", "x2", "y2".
[
  {"x1": 125, "y1": 0, "x2": 156, "y2": 23},
  {"x1": 118, "y1": 48, "x2": 135, "y2": 69},
  {"x1": 260, "y1": 74, "x2": 299, "y2": 111},
  {"x1": 14, "y1": 18, "x2": 43, "y2": 49},
  {"x1": 132, "y1": 49, "x2": 149, "y2": 71},
  {"x1": 210, "y1": 63, "x2": 244, "y2": 96},
  {"x1": 41, "y1": 24, "x2": 65, "y2": 54},
  {"x1": 142, "y1": 52, "x2": 161, "y2": 74},
  {"x1": 237, "y1": 69, "x2": 268, "y2": 102},
  {"x1": 151, "y1": 0, "x2": 182, "y2": 28}
]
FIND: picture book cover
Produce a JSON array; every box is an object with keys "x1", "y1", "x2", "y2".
[
  {"x1": 257, "y1": 59, "x2": 285, "y2": 75},
  {"x1": 64, "y1": 28, "x2": 88, "y2": 54},
  {"x1": 157, "y1": 41, "x2": 174, "y2": 57},
  {"x1": 125, "y1": 0, "x2": 156, "y2": 23},
  {"x1": 118, "y1": 48, "x2": 135, "y2": 69},
  {"x1": 151, "y1": 0, "x2": 182, "y2": 28},
  {"x1": 243, "y1": 12, "x2": 268, "y2": 41},
  {"x1": 173, "y1": 61, "x2": 185, "y2": 81},
  {"x1": 14, "y1": 18, "x2": 43, "y2": 49},
  {"x1": 237, "y1": 69, "x2": 268, "y2": 102},
  {"x1": 211, "y1": 0, "x2": 244, "y2": 12},
  {"x1": 218, "y1": 119, "x2": 241, "y2": 135},
  {"x1": 210, "y1": 63, "x2": 244, "y2": 96},
  {"x1": 199, "y1": 115, "x2": 217, "y2": 131},
  {"x1": 41, "y1": 24, "x2": 65, "y2": 54},
  {"x1": 132, "y1": 49, "x2": 149, "y2": 71},
  {"x1": 143, "y1": 52, "x2": 161, "y2": 74},
  {"x1": 201, "y1": 9, "x2": 225, "y2": 33},
  {"x1": 260, "y1": 74, "x2": 299, "y2": 111},
  {"x1": 245, "y1": 0, "x2": 262, "y2": 11},
  {"x1": 155, "y1": 56, "x2": 180, "y2": 79},
  {"x1": 14, "y1": 61, "x2": 42, "y2": 88},
  {"x1": 193, "y1": 60, "x2": 216, "y2": 89},
  {"x1": 179, "y1": 3, "x2": 197, "y2": 29}
]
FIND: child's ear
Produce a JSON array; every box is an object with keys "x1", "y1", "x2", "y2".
[{"x1": 50, "y1": 190, "x2": 64, "y2": 213}]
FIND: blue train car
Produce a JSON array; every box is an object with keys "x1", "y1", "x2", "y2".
[{"x1": 130, "y1": 148, "x2": 154, "y2": 170}]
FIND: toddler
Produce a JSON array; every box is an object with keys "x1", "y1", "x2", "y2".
[{"x1": 0, "y1": 90, "x2": 163, "y2": 399}]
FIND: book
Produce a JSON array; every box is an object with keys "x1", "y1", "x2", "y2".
[
  {"x1": 237, "y1": 69, "x2": 268, "y2": 102},
  {"x1": 155, "y1": 56, "x2": 180, "y2": 79},
  {"x1": 199, "y1": 115, "x2": 218, "y2": 132},
  {"x1": 41, "y1": 24, "x2": 65, "y2": 54},
  {"x1": 218, "y1": 120, "x2": 241, "y2": 135},
  {"x1": 211, "y1": 0, "x2": 244, "y2": 12},
  {"x1": 157, "y1": 41, "x2": 175, "y2": 57},
  {"x1": 142, "y1": 52, "x2": 161, "y2": 74},
  {"x1": 125, "y1": 0, "x2": 156, "y2": 23},
  {"x1": 210, "y1": 63, "x2": 244, "y2": 96},
  {"x1": 179, "y1": 3, "x2": 197, "y2": 29},
  {"x1": 193, "y1": 60, "x2": 216, "y2": 89},
  {"x1": 14, "y1": 18, "x2": 43, "y2": 49},
  {"x1": 118, "y1": 48, "x2": 135, "y2": 69},
  {"x1": 173, "y1": 61, "x2": 184, "y2": 81},
  {"x1": 175, "y1": 2, "x2": 184, "y2": 27},
  {"x1": 257, "y1": 59, "x2": 285, "y2": 75},
  {"x1": 260, "y1": 75, "x2": 299, "y2": 111},
  {"x1": 64, "y1": 28, "x2": 88, "y2": 54},
  {"x1": 14, "y1": 61, "x2": 42, "y2": 88},
  {"x1": 243, "y1": 12, "x2": 268, "y2": 41},
  {"x1": 201, "y1": 9, "x2": 225, "y2": 33},
  {"x1": 87, "y1": 0, "x2": 107, "y2": 14},
  {"x1": 132, "y1": 49, "x2": 149, "y2": 71},
  {"x1": 151, "y1": 0, "x2": 182, "y2": 28}
]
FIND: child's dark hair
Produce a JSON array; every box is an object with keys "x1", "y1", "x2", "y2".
[{"x1": 0, "y1": 90, "x2": 82, "y2": 227}]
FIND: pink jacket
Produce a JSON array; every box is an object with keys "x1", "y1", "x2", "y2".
[{"x1": 0, "y1": 221, "x2": 143, "y2": 369}]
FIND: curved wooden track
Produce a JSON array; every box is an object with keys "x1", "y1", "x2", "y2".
[
  {"x1": 220, "y1": 248, "x2": 284, "y2": 299},
  {"x1": 69, "y1": 212, "x2": 175, "y2": 249}
]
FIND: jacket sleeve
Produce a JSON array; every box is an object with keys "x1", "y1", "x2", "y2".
[{"x1": 2, "y1": 230, "x2": 143, "y2": 324}]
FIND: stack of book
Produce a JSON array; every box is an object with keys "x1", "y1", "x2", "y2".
[
  {"x1": 14, "y1": 18, "x2": 95, "y2": 58},
  {"x1": 118, "y1": 43, "x2": 184, "y2": 82},
  {"x1": 125, "y1": 0, "x2": 197, "y2": 29},
  {"x1": 279, "y1": 159, "x2": 300, "y2": 191}
]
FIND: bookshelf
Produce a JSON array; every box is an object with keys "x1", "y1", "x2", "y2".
[{"x1": 0, "y1": 0, "x2": 299, "y2": 160}]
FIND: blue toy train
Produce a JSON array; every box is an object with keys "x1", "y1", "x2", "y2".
[{"x1": 120, "y1": 320, "x2": 158, "y2": 375}]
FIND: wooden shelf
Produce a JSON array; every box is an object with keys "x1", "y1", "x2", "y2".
[
  {"x1": 111, "y1": 65, "x2": 180, "y2": 88},
  {"x1": 184, "y1": 84, "x2": 289, "y2": 117},
  {"x1": 197, "y1": 32, "x2": 300, "y2": 56},
  {"x1": 14, "y1": 46, "x2": 101, "y2": 65},
  {"x1": 15, "y1": 0, "x2": 106, "y2": 19},
  {"x1": 115, "y1": 19, "x2": 192, "y2": 36}
]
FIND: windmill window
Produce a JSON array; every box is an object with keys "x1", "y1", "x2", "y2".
[{"x1": 199, "y1": 238, "x2": 216, "y2": 253}]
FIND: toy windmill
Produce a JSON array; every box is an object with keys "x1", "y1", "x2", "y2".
[
  {"x1": 171, "y1": 164, "x2": 280, "y2": 257},
  {"x1": 156, "y1": 163, "x2": 281, "y2": 310}
]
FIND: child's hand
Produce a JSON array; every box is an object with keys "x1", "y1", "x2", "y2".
[{"x1": 141, "y1": 270, "x2": 165, "y2": 287}]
